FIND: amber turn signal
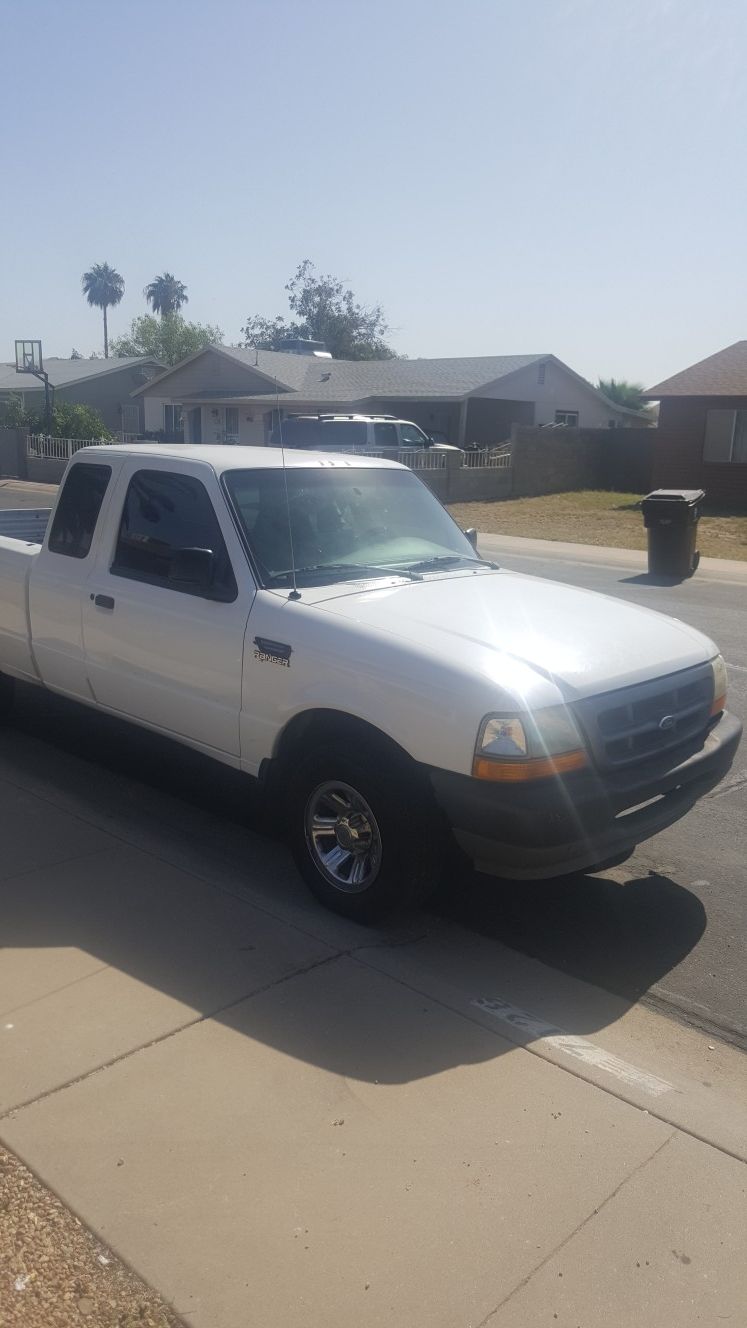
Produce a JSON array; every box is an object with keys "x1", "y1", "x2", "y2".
[{"x1": 472, "y1": 750, "x2": 588, "y2": 782}]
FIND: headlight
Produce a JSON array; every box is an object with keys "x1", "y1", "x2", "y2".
[
  {"x1": 474, "y1": 705, "x2": 588, "y2": 782},
  {"x1": 710, "y1": 654, "x2": 727, "y2": 716}
]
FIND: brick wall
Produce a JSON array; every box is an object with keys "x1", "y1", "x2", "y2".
[
  {"x1": 654, "y1": 398, "x2": 747, "y2": 507},
  {"x1": 509, "y1": 426, "x2": 654, "y2": 498}
]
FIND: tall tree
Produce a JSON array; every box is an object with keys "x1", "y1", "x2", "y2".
[
  {"x1": 243, "y1": 260, "x2": 399, "y2": 360},
  {"x1": 81, "y1": 262, "x2": 125, "y2": 358},
  {"x1": 596, "y1": 378, "x2": 647, "y2": 413},
  {"x1": 111, "y1": 313, "x2": 223, "y2": 365},
  {"x1": 144, "y1": 272, "x2": 189, "y2": 317}
]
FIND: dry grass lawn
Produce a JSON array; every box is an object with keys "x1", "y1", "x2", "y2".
[{"x1": 448, "y1": 490, "x2": 747, "y2": 562}]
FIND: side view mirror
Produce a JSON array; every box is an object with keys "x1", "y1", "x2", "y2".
[
  {"x1": 464, "y1": 528, "x2": 478, "y2": 551},
  {"x1": 168, "y1": 546, "x2": 215, "y2": 593}
]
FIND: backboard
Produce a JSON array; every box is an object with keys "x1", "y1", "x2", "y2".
[{"x1": 14, "y1": 340, "x2": 43, "y2": 374}]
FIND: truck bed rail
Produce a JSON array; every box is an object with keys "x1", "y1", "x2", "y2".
[{"x1": 0, "y1": 509, "x2": 52, "y2": 544}]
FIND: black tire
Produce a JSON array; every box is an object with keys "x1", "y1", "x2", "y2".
[
  {"x1": 288, "y1": 740, "x2": 443, "y2": 923},
  {"x1": 0, "y1": 672, "x2": 14, "y2": 721}
]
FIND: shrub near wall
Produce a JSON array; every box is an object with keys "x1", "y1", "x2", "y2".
[{"x1": 509, "y1": 426, "x2": 654, "y2": 497}]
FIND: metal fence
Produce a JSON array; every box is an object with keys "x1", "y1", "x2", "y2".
[
  {"x1": 462, "y1": 447, "x2": 512, "y2": 469},
  {"x1": 336, "y1": 445, "x2": 445, "y2": 470},
  {"x1": 27, "y1": 434, "x2": 113, "y2": 460}
]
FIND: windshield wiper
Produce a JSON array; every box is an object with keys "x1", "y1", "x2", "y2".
[
  {"x1": 270, "y1": 562, "x2": 423, "y2": 585},
  {"x1": 406, "y1": 554, "x2": 498, "y2": 573}
]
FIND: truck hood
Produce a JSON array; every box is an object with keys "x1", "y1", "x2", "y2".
[{"x1": 309, "y1": 569, "x2": 716, "y2": 702}]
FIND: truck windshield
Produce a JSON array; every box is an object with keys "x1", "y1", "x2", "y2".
[{"x1": 224, "y1": 466, "x2": 483, "y2": 586}]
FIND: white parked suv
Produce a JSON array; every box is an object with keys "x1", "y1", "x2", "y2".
[
  {"x1": 0, "y1": 444, "x2": 740, "y2": 921},
  {"x1": 270, "y1": 414, "x2": 461, "y2": 454}
]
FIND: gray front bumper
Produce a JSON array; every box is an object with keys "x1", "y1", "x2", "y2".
[{"x1": 429, "y1": 710, "x2": 742, "y2": 880}]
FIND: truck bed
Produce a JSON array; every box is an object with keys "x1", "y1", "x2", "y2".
[{"x1": 0, "y1": 509, "x2": 51, "y2": 545}]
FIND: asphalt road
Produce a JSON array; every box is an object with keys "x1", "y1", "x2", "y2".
[{"x1": 443, "y1": 535, "x2": 746, "y2": 1047}]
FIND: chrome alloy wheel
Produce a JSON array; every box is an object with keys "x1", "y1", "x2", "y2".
[{"x1": 304, "y1": 780, "x2": 382, "y2": 893}]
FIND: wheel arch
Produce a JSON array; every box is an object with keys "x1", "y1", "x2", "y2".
[{"x1": 270, "y1": 707, "x2": 416, "y2": 778}]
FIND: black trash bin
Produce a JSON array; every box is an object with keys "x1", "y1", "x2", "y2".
[{"x1": 641, "y1": 489, "x2": 705, "y2": 578}]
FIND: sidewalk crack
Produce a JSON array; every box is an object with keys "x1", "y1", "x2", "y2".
[
  {"x1": 0, "y1": 949, "x2": 345, "y2": 1121},
  {"x1": 474, "y1": 1132, "x2": 676, "y2": 1327}
]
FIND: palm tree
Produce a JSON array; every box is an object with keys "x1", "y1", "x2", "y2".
[
  {"x1": 596, "y1": 378, "x2": 647, "y2": 413},
  {"x1": 81, "y1": 262, "x2": 125, "y2": 358},
  {"x1": 144, "y1": 272, "x2": 188, "y2": 317}
]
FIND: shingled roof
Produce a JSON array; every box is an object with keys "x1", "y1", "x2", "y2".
[
  {"x1": 138, "y1": 347, "x2": 551, "y2": 404},
  {"x1": 135, "y1": 344, "x2": 647, "y2": 418},
  {"x1": 0, "y1": 356, "x2": 163, "y2": 393},
  {"x1": 645, "y1": 341, "x2": 747, "y2": 398}
]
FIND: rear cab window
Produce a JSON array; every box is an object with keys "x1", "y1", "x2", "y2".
[
  {"x1": 47, "y1": 463, "x2": 112, "y2": 559},
  {"x1": 111, "y1": 469, "x2": 237, "y2": 601}
]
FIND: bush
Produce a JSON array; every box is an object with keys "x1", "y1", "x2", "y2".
[
  {"x1": 0, "y1": 395, "x2": 111, "y2": 440},
  {"x1": 50, "y1": 401, "x2": 111, "y2": 440}
]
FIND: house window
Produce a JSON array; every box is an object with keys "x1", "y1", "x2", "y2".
[
  {"x1": 555, "y1": 410, "x2": 579, "y2": 427},
  {"x1": 225, "y1": 407, "x2": 240, "y2": 442},
  {"x1": 163, "y1": 404, "x2": 184, "y2": 439},
  {"x1": 537, "y1": 363, "x2": 546, "y2": 385},
  {"x1": 703, "y1": 409, "x2": 747, "y2": 463}
]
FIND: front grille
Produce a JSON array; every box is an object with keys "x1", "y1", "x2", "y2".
[{"x1": 576, "y1": 663, "x2": 713, "y2": 771}]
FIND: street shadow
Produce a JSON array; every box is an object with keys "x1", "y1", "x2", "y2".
[
  {"x1": 431, "y1": 869, "x2": 706, "y2": 1004},
  {"x1": 621, "y1": 572, "x2": 693, "y2": 587},
  {"x1": 0, "y1": 684, "x2": 708, "y2": 1087}
]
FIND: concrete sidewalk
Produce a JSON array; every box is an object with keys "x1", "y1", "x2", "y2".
[{"x1": 0, "y1": 712, "x2": 745, "y2": 1327}]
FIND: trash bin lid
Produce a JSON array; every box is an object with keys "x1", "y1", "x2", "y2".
[{"x1": 642, "y1": 488, "x2": 705, "y2": 506}]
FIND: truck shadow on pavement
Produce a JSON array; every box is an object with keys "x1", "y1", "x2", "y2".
[{"x1": 0, "y1": 685, "x2": 708, "y2": 1090}]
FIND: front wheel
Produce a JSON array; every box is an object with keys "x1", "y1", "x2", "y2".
[
  {"x1": 0, "y1": 672, "x2": 14, "y2": 721},
  {"x1": 288, "y1": 742, "x2": 442, "y2": 922}
]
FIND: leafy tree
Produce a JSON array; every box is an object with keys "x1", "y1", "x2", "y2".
[
  {"x1": 0, "y1": 393, "x2": 36, "y2": 430},
  {"x1": 111, "y1": 313, "x2": 224, "y2": 366},
  {"x1": 596, "y1": 378, "x2": 647, "y2": 413},
  {"x1": 243, "y1": 260, "x2": 399, "y2": 360},
  {"x1": 50, "y1": 401, "x2": 111, "y2": 439},
  {"x1": 0, "y1": 394, "x2": 110, "y2": 439},
  {"x1": 81, "y1": 262, "x2": 125, "y2": 358},
  {"x1": 144, "y1": 272, "x2": 189, "y2": 317},
  {"x1": 70, "y1": 348, "x2": 84, "y2": 359}
]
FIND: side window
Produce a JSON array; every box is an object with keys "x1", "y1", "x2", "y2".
[
  {"x1": 399, "y1": 423, "x2": 428, "y2": 448},
  {"x1": 48, "y1": 463, "x2": 112, "y2": 559},
  {"x1": 322, "y1": 421, "x2": 367, "y2": 447},
  {"x1": 373, "y1": 423, "x2": 398, "y2": 449},
  {"x1": 112, "y1": 469, "x2": 237, "y2": 600}
]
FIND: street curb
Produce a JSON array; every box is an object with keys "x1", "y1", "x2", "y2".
[{"x1": 478, "y1": 531, "x2": 747, "y2": 583}]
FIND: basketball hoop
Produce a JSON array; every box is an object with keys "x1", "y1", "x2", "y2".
[{"x1": 15, "y1": 340, "x2": 44, "y2": 374}]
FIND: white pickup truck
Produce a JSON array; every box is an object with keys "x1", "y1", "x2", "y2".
[{"x1": 0, "y1": 445, "x2": 740, "y2": 920}]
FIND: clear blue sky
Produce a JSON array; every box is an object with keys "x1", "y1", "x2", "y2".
[{"x1": 3, "y1": 0, "x2": 746, "y2": 385}]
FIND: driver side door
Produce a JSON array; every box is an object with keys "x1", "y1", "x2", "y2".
[{"x1": 82, "y1": 462, "x2": 254, "y2": 760}]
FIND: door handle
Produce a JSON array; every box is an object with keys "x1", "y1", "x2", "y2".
[{"x1": 92, "y1": 594, "x2": 115, "y2": 610}]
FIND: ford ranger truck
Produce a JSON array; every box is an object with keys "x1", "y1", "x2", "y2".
[{"x1": 0, "y1": 445, "x2": 740, "y2": 920}]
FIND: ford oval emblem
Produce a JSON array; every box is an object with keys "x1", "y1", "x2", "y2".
[{"x1": 658, "y1": 714, "x2": 676, "y2": 731}]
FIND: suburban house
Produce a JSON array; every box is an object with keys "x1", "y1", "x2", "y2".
[
  {"x1": 645, "y1": 340, "x2": 747, "y2": 504},
  {"x1": 134, "y1": 345, "x2": 647, "y2": 448},
  {"x1": 0, "y1": 356, "x2": 164, "y2": 435}
]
